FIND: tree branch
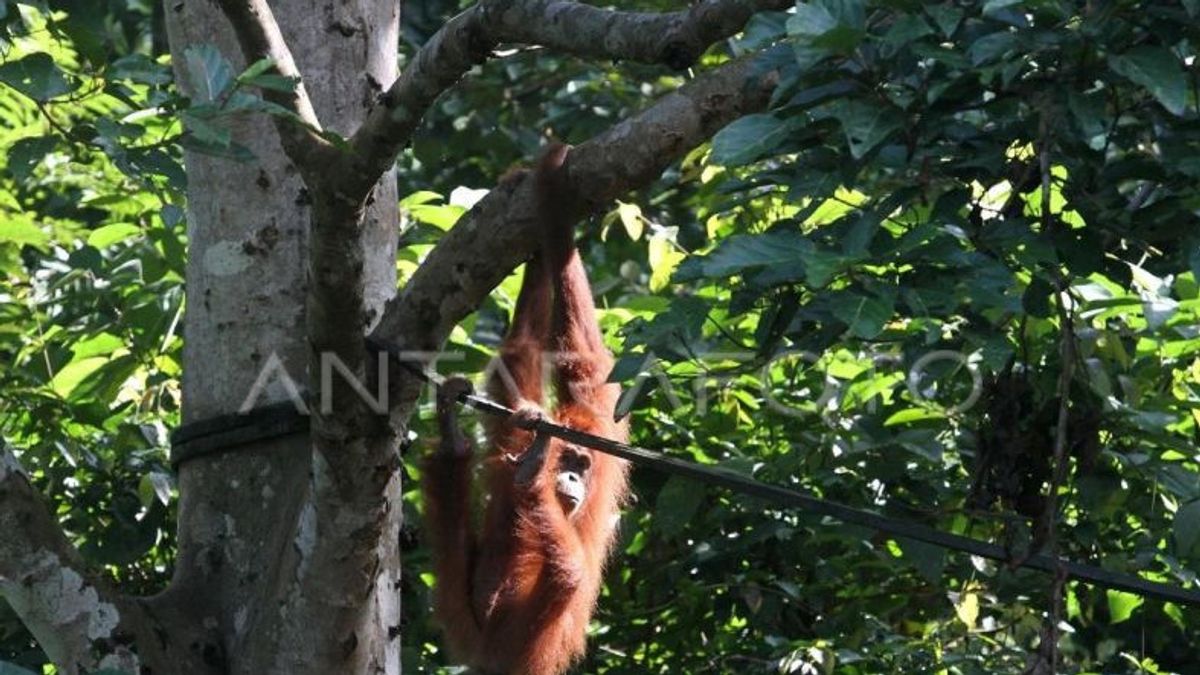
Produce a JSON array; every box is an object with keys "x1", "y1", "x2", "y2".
[
  {"x1": 0, "y1": 445, "x2": 144, "y2": 673},
  {"x1": 503, "y1": 0, "x2": 791, "y2": 68},
  {"x1": 214, "y1": 0, "x2": 334, "y2": 175},
  {"x1": 337, "y1": 0, "x2": 787, "y2": 201},
  {"x1": 371, "y1": 51, "x2": 781, "y2": 387},
  {"x1": 217, "y1": 0, "x2": 397, "y2": 486}
]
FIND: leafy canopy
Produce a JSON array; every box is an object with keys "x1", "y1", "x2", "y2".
[{"x1": 3, "y1": 0, "x2": 1200, "y2": 673}]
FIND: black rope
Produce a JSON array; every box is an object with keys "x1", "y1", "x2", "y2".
[
  {"x1": 169, "y1": 401, "x2": 309, "y2": 468},
  {"x1": 165, "y1": 340, "x2": 1200, "y2": 607},
  {"x1": 381, "y1": 348, "x2": 1200, "y2": 608}
]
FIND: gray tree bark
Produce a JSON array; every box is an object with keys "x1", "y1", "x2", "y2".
[
  {"x1": 0, "y1": 0, "x2": 782, "y2": 671},
  {"x1": 163, "y1": 0, "x2": 400, "y2": 672}
]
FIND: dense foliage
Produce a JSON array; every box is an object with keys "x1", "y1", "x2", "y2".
[{"x1": 3, "y1": 0, "x2": 1200, "y2": 673}]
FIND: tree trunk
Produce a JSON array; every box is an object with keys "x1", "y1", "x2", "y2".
[
  {"x1": 161, "y1": 1, "x2": 400, "y2": 672},
  {"x1": 0, "y1": 0, "x2": 780, "y2": 669}
]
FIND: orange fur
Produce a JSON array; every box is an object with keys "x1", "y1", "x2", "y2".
[{"x1": 423, "y1": 144, "x2": 629, "y2": 675}]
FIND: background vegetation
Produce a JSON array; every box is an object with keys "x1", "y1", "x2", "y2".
[{"x1": 2, "y1": 0, "x2": 1200, "y2": 672}]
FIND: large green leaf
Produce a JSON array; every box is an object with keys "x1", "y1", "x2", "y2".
[
  {"x1": 1109, "y1": 46, "x2": 1189, "y2": 116},
  {"x1": 183, "y1": 44, "x2": 234, "y2": 102},
  {"x1": 837, "y1": 291, "x2": 894, "y2": 339},
  {"x1": 710, "y1": 114, "x2": 796, "y2": 166},
  {"x1": 1174, "y1": 499, "x2": 1200, "y2": 556},
  {"x1": 825, "y1": 100, "x2": 903, "y2": 159},
  {"x1": 1106, "y1": 590, "x2": 1144, "y2": 624},
  {"x1": 7, "y1": 135, "x2": 58, "y2": 180},
  {"x1": 0, "y1": 215, "x2": 50, "y2": 249},
  {"x1": 654, "y1": 476, "x2": 706, "y2": 539},
  {"x1": 676, "y1": 230, "x2": 812, "y2": 281},
  {"x1": 0, "y1": 53, "x2": 73, "y2": 100}
]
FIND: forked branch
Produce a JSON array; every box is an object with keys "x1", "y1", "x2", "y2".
[
  {"x1": 341, "y1": 0, "x2": 790, "y2": 200},
  {"x1": 372, "y1": 51, "x2": 782, "y2": 367},
  {"x1": 214, "y1": 0, "x2": 332, "y2": 175}
]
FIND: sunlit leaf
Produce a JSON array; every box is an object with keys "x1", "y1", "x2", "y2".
[
  {"x1": 954, "y1": 586, "x2": 980, "y2": 629},
  {"x1": 87, "y1": 223, "x2": 141, "y2": 248},
  {"x1": 617, "y1": 201, "x2": 643, "y2": 241},
  {"x1": 1106, "y1": 590, "x2": 1144, "y2": 624},
  {"x1": 0, "y1": 214, "x2": 50, "y2": 249}
]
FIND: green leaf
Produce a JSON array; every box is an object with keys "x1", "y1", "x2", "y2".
[
  {"x1": 408, "y1": 202, "x2": 466, "y2": 230},
  {"x1": 67, "y1": 354, "x2": 138, "y2": 403},
  {"x1": 648, "y1": 231, "x2": 684, "y2": 292},
  {"x1": 609, "y1": 353, "x2": 651, "y2": 383},
  {"x1": 676, "y1": 229, "x2": 812, "y2": 281},
  {"x1": 139, "y1": 472, "x2": 173, "y2": 507},
  {"x1": 1068, "y1": 90, "x2": 1108, "y2": 147},
  {"x1": 925, "y1": 4, "x2": 963, "y2": 37},
  {"x1": 49, "y1": 356, "x2": 110, "y2": 397},
  {"x1": 982, "y1": 0, "x2": 1023, "y2": 16},
  {"x1": 1174, "y1": 500, "x2": 1200, "y2": 556},
  {"x1": 71, "y1": 333, "x2": 124, "y2": 359},
  {"x1": 898, "y1": 537, "x2": 946, "y2": 585},
  {"x1": 711, "y1": 114, "x2": 795, "y2": 166},
  {"x1": 0, "y1": 214, "x2": 50, "y2": 249},
  {"x1": 955, "y1": 587, "x2": 980, "y2": 628},
  {"x1": 616, "y1": 201, "x2": 643, "y2": 241},
  {"x1": 612, "y1": 378, "x2": 646, "y2": 420},
  {"x1": 237, "y1": 57, "x2": 277, "y2": 83},
  {"x1": 181, "y1": 110, "x2": 232, "y2": 148},
  {"x1": 7, "y1": 135, "x2": 58, "y2": 181},
  {"x1": 110, "y1": 53, "x2": 172, "y2": 85},
  {"x1": 895, "y1": 429, "x2": 943, "y2": 462},
  {"x1": 222, "y1": 92, "x2": 302, "y2": 122},
  {"x1": 967, "y1": 31, "x2": 1017, "y2": 66},
  {"x1": 1106, "y1": 590, "x2": 1143, "y2": 624},
  {"x1": 839, "y1": 292, "x2": 893, "y2": 339},
  {"x1": 654, "y1": 476, "x2": 705, "y2": 538},
  {"x1": 235, "y1": 56, "x2": 299, "y2": 93},
  {"x1": 882, "y1": 14, "x2": 933, "y2": 49},
  {"x1": 817, "y1": 0, "x2": 865, "y2": 30},
  {"x1": 622, "y1": 296, "x2": 708, "y2": 357},
  {"x1": 1022, "y1": 276, "x2": 1054, "y2": 317},
  {"x1": 884, "y1": 407, "x2": 945, "y2": 426},
  {"x1": 0, "y1": 52, "x2": 73, "y2": 100},
  {"x1": 835, "y1": 291, "x2": 892, "y2": 338},
  {"x1": 1109, "y1": 47, "x2": 1188, "y2": 116},
  {"x1": 1143, "y1": 296, "x2": 1178, "y2": 330},
  {"x1": 162, "y1": 204, "x2": 186, "y2": 230},
  {"x1": 244, "y1": 73, "x2": 299, "y2": 93},
  {"x1": 737, "y1": 12, "x2": 789, "y2": 51},
  {"x1": 826, "y1": 100, "x2": 903, "y2": 159},
  {"x1": 787, "y1": 3, "x2": 839, "y2": 39},
  {"x1": 184, "y1": 44, "x2": 235, "y2": 102},
  {"x1": 787, "y1": 0, "x2": 865, "y2": 58},
  {"x1": 801, "y1": 247, "x2": 848, "y2": 287},
  {"x1": 400, "y1": 191, "x2": 444, "y2": 207},
  {"x1": 87, "y1": 223, "x2": 141, "y2": 248}
]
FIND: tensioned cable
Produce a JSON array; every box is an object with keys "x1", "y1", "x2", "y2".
[
  {"x1": 374, "y1": 343, "x2": 1200, "y2": 608},
  {"x1": 168, "y1": 339, "x2": 1200, "y2": 607}
]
